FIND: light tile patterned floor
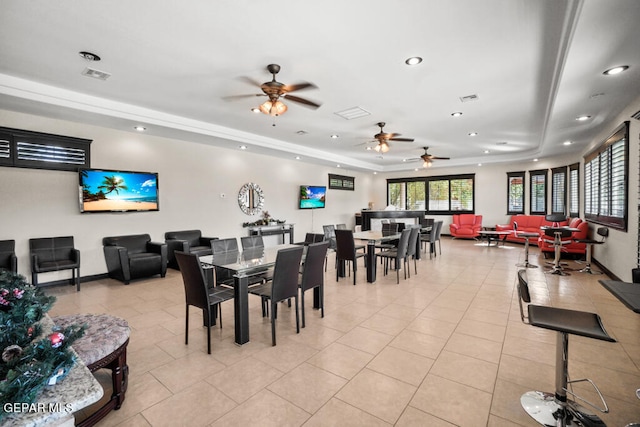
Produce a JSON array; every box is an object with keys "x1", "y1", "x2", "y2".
[{"x1": 45, "y1": 237, "x2": 640, "y2": 426}]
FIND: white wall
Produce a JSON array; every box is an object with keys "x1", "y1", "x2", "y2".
[{"x1": 0, "y1": 110, "x2": 372, "y2": 280}]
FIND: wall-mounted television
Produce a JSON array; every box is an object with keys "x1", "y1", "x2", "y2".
[
  {"x1": 299, "y1": 185, "x2": 326, "y2": 209},
  {"x1": 79, "y1": 168, "x2": 159, "y2": 213}
]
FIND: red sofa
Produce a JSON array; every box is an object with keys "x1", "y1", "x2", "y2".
[
  {"x1": 495, "y1": 215, "x2": 568, "y2": 246},
  {"x1": 538, "y1": 217, "x2": 588, "y2": 255},
  {"x1": 450, "y1": 214, "x2": 482, "y2": 238}
]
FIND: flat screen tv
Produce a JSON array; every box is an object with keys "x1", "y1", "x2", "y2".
[
  {"x1": 299, "y1": 185, "x2": 326, "y2": 209},
  {"x1": 79, "y1": 168, "x2": 159, "y2": 212}
]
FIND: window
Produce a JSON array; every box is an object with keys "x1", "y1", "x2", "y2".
[
  {"x1": 507, "y1": 171, "x2": 525, "y2": 214},
  {"x1": 387, "y1": 182, "x2": 406, "y2": 209},
  {"x1": 529, "y1": 169, "x2": 547, "y2": 215},
  {"x1": 584, "y1": 121, "x2": 629, "y2": 230},
  {"x1": 568, "y1": 163, "x2": 579, "y2": 217},
  {"x1": 551, "y1": 166, "x2": 567, "y2": 215},
  {"x1": 387, "y1": 174, "x2": 475, "y2": 214},
  {"x1": 0, "y1": 127, "x2": 91, "y2": 171}
]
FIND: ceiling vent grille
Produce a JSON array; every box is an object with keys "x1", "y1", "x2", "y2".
[
  {"x1": 0, "y1": 139, "x2": 10, "y2": 159},
  {"x1": 459, "y1": 94, "x2": 479, "y2": 103},
  {"x1": 334, "y1": 106, "x2": 371, "y2": 120},
  {"x1": 631, "y1": 109, "x2": 640, "y2": 121},
  {"x1": 81, "y1": 67, "x2": 111, "y2": 80}
]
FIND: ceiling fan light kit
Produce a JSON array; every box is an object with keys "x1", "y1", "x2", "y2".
[{"x1": 259, "y1": 100, "x2": 287, "y2": 116}]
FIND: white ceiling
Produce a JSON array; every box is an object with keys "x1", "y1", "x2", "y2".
[{"x1": 1, "y1": 0, "x2": 639, "y2": 172}]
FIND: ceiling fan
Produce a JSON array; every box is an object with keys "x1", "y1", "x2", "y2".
[
  {"x1": 365, "y1": 122, "x2": 414, "y2": 153},
  {"x1": 405, "y1": 147, "x2": 450, "y2": 167},
  {"x1": 225, "y1": 64, "x2": 321, "y2": 116}
]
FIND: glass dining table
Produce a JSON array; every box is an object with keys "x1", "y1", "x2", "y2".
[{"x1": 199, "y1": 244, "x2": 304, "y2": 345}]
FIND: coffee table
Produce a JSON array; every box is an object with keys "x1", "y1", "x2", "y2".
[{"x1": 478, "y1": 230, "x2": 512, "y2": 247}]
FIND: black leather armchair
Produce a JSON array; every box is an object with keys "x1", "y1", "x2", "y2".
[
  {"x1": 29, "y1": 236, "x2": 80, "y2": 290},
  {"x1": 0, "y1": 240, "x2": 17, "y2": 273},
  {"x1": 103, "y1": 234, "x2": 167, "y2": 284},
  {"x1": 165, "y1": 230, "x2": 217, "y2": 269}
]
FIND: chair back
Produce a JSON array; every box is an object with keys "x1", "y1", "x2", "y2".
[
  {"x1": 300, "y1": 241, "x2": 329, "y2": 292},
  {"x1": 165, "y1": 230, "x2": 202, "y2": 247},
  {"x1": 102, "y1": 234, "x2": 151, "y2": 254},
  {"x1": 271, "y1": 246, "x2": 304, "y2": 303},
  {"x1": 596, "y1": 227, "x2": 609, "y2": 241},
  {"x1": 544, "y1": 228, "x2": 572, "y2": 239},
  {"x1": 545, "y1": 214, "x2": 566, "y2": 227},
  {"x1": 421, "y1": 218, "x2": 435, "y2": 228},
  {"x1": 395, "y1": 228, "x2": 412, "y2": 260},
  {"x1": 381, "y1": 222, "x2": 399, "y2": 236},
  {"x1": 406, "y1": 226, "x2": 420, "y2": 258},
  {"x1": 0, "y1": 240, "x2": 17, "y2": 272},
  {"x1": 516, "y1": 269, "x2": 531, "y2": 324},
  {"x1": 30, "y1": 236, "x2": 76, "y2": 262},
  {"x1": 335, "y1": 229, "x2": 358, "y2": 262},
  {"x1": 336, "y1": 224, "x2": 347, "y2": 230},
  {"x1": 241, "y1": 235, "x2": 264, "y2": 251},
  {"x1": 211, "y1": 238, "x2": 238, "y2": 254},
  {"x1": 323, "y1": 225, "x2": 336, "y2": 250},
  {"x1": 175, "y1": 251, "x2": 209, "y2": 311},
  {"x1": 430, "y1": 221, "x2": 443, "y2": 243}
]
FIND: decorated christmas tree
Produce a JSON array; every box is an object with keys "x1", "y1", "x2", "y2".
[{"x1": 0, "y1": 270, "x2": 84, "y2": 419}]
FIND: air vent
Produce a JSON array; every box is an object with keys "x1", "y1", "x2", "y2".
[
  {"x1": 631, "y1": 109, "x2": 640, "y2": 121},
  {"x1": 81, "y1": 67, "x2": 111, "y2": 80},
  {"x1": 17, "y1": 142, "x2": 86, "y2": 165},
  {"x1": 296, "y1": 130, "x2": 308, "y2": 135},
  {"x1": 0, "y1": 139, "x2": 9, "y2": 159},
  {"x1": 459, "y1": 94, "x2": 479, "y2": 103},
  {"x1": 334, "y1": 106, "x2": 371, "y2": 120}
]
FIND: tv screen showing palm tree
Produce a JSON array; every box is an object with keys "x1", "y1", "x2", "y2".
[{"x1": 79, "y1": 168, "x2": 159, "y2": 212}]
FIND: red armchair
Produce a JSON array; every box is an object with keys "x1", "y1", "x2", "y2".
[
  {"x1": 450, "y1": 214, "x2": 482, "y2": 239},
  {"x1": 538, "y1": 217, "x2": 588, "y2": 255}
]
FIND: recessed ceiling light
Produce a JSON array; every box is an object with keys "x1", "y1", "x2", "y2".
[
  {"x1": 414, "y1": 168, "x2": 419, "y2": 172},
  {"x1": 251, "y1": 108, "x2": 261, "y2": 113},
  {"x1": 295, "y1": 156, "x2": 301, "y2": 160},
  {"x1": 405, "y1": 57, "x2": 422, "y2": 66},
  {"x1": 563, "y1": 141, "x2": 572, "y2": 146},
  {"x1": 330, "y1": 134, "x2": 339, "y2": 139},
  {"x1": 468, "y1": 132, "x2": 478, "y2": 136},
  {"x1": 533, "y1": 158, "x2": 539, "y2": 162},
  {"x1": 402, "y1": 159, "x2": 408, "y2": 162},
  {"x1": 576, "y1": 115, "x2": 591, "y2": 121},
  {"x1": 134, "y1": 126, "x2": 146, "y2": 132},
  {"x1": 451, "y1": 112, "x2": 463, "y2": 117},
  {"x1": 78, "y1": 51, "x2": 101, "y2": 61},
  {"x1": 366, "y1": 147, "x2": 372, "y2": 151},
  {"x1": 239, "y1": 145, "x2": 247, "y2": 150},
  {"x1": 336, "y1": 164, "x2": 341, "y2": 168},
  {"x1": 478, "y1": 163, "x2": 482, "y2": 167},
  {"x1": 483, "y1": 150, "x2": 490, "y2": 154},
  {"x1": 373, "y1": 172, "x2": 377, "y2": 175},
  {"x1": 603, "y1": 65, "x2": 629, "y2": 76}
]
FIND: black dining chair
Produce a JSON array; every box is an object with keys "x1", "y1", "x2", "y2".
[
  {"x1": 175, "y1": 251, "x2": 234, "y2": 354},
  {"x1": 241, "y1": 235, "x2": 264, "y2": 250},
  {"x1": 405, "y1": 225, "x2": 421, "y2": 276},
  {"x1": 299, "y1": 241, "x2": 329, "y2": 328},
  {"x1": 0, "y1": 240, "x2": 17, "y2": 273},
  {"x1": 210, "y1": 238, "x2": 239, "y2": 288},
  {"x1": 376, "y1": 228, "x2": 411, "y2": 284},
  {"x1": 335, "y1": 229, "x2": 366, "y2": 285},
  {"x1": 248, "y1": 246, "x2": 304, "y2": 346},
  {"x1": 374, "y1": 222, "x2": 400, "y2": 256}
]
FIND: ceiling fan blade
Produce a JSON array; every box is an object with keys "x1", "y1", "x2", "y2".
[
  {"x1": 283, "y1": 82, "x2": 316, "y2": 92},
  {"x1": 237, "y1": 76, "x2": 264, "y2": 87},
  {"x1": 282, "y1": 94, "x2": 322, "y2": 109},
  {"x1": 431, "y1": 156, "x2": 450, "y2": 160},
  {"x1": 389, "y1": 137, "x2": 414, "y2": 142},
  {"x1": 222, "y1": 93, "x2": 265, "y2": 101},
  {"x1": 404, "y1": 157, "x2": 421, "y2": 162}
]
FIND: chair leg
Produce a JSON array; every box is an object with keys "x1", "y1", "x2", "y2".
[
  {"x1": 320, "y1": 284, "x2": 324, "y2": 318},
  {"x1": 32, "y1": 272, "x2": 37, "y2": 287},
  {"x1": 301, "y1": 289, "x2": 306, "y2": 328},
  {"x1": 271, "y1": 301, "x2": 277, "y2": 346},
  {"x1": 185, "y1": 305, "x2": 189, "y2": 345},
  {"x1": 295, "y1": 296, "x2": 300, "y2": 334}
]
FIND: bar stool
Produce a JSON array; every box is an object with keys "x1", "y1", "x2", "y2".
[
  {"x1": 542, "y1": 228, "x2": 573, "y2": 276},
  {"x1": 513, "y1": 222, "x2": 538, "y2": 269},
  {"x1": 574, "y1": 227, "x2": 608, "y2": 274},
  {"x1": 516, "y1": 270, "x2": 615, "y2": 427}
]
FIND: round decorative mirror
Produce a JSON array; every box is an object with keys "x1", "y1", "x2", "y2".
[{"x1": 238, "y1": 182, "x2": 264, "y2": 215}]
